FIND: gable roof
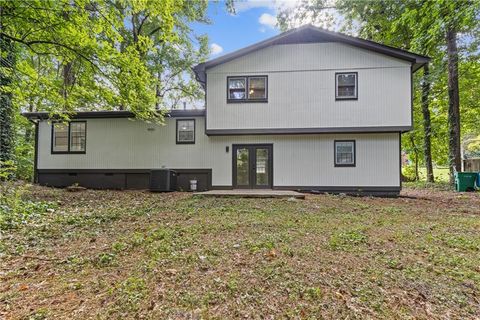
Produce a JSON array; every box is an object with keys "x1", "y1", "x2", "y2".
[{"x1": 193, "y1": 24, "x2": 430, "y2": 84}]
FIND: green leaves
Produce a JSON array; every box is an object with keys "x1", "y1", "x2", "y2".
[{"x1": 1, "y1": 0, "x2": 210, "y2": 120}]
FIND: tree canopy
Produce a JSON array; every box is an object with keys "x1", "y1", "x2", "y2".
[{"x1": 1, "y1": 0, "x2": 210, "y2": 120}]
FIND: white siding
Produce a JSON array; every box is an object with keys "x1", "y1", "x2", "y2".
[
  {"x1": 206, "y1": 42, "x2": 411, "y2": 130},
  {"x1": 38, "y1": 118, "x2": 400, "y2": 187}
]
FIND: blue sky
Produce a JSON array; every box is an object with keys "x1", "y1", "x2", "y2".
[
  {"x1": 190, "y1": 0, "x2": 342, "y2": 59},
  {"x1": 192, "y1": 1, "x2": 286, "y2": 58}
]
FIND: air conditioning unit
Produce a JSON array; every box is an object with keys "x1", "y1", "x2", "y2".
[{"x1": 150, "y1": 169, "x2": 177, "y2": 192}]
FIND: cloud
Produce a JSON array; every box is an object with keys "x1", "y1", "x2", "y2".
[
  {"x1": 210, "y1": 43, "x2": 223, "y2": 56},
  {"x1": 234, "y1": 0, "x2": 300, "y2": 13},
  {"x1": 259, "y1": 13, "x2": 277, "y2": 29}
]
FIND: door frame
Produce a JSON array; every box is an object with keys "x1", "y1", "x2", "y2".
[{"x1": 232, "y1": 144, "x2": 273, "y2": 189}]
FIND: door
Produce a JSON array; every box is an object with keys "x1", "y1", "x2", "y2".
[{"x1": 233, "y1": 144, "x2": 273, "y2": 189}]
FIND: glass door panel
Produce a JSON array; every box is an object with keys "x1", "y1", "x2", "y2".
[
  {"x1": 255, "y1": 148, "x2": 269, "y2": 187},
  {"x1": 236, "y1": 148, "x2": 249, "y2": 186}
]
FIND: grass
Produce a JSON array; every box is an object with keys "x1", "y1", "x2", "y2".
[
  {"x1": 403, "y1": 166, "x2": 454, "y2": 190},
  {"x1": 1, "y1": 185, "x2": 479, "y2": 319}
]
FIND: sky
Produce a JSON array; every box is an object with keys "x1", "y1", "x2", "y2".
[
  {"x1": 191, "y1": 0, "x2": 343, "y2": 60},
  {"x1": 191, "y1": 1, "x2": 297, "y2": 59}
]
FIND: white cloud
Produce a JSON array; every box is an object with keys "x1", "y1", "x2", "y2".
[
  {"x1": 210, "y1": 43, "x2": 224, "y2": 56},
  {"x1": 234, "y1": 0, "x2": 300, "y2": 13},
  {"x1": 259, "y1": 13, "x2": 277, "y2": 29}
]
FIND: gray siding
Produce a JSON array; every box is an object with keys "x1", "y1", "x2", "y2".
[
  {"x1": 38, "y1": 117, "x2": 400, "y2": 187},
  {"x1": 206, "y1": 42, "x2": 411, "y2": 131}
]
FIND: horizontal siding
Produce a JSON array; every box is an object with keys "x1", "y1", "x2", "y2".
[
  {"x1": 38, "y1": 118, "x2": 400, "y2": 187},
  {"x1": 206, "y1": 42, "x2": 411, "y2": 131},
  {"x1": 208, "y1": 42, "x2": 409, "y2": 73},
  {"x1": 207, "y1": 67, "x2": 411, "y2": 129}
]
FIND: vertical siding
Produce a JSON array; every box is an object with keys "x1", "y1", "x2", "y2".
[
  {"x1": 38, "y1": 118, "x2": 400, "y2": 187},
  {"x1": 206, "y1": 42, "x2": 411, "y2": 130}
]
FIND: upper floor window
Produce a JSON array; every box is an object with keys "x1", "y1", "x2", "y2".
[
  {"x1": 52, "y1": 121, "x2": 86, "y2": 154},
  {"x1": 334, "y1": 140, "x2": 355, "y2": 167},
  {"x1": 176, "y1": 119, "x2": 195, "y2": 144},
  {"x1": 227, "y1": 76, "x2": 267, "y2": 102},
  {"x1": 335, "y1": 72, "x2": 357, "y2": 100}
]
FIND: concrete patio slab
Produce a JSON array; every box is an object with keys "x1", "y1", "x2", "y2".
[{"x1": 194, "y1": 189, "x2": 305, "y2": 199}]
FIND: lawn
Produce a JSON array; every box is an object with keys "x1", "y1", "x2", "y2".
[{"x1": 1, "y1": 186, "x2": 479, "y2": 319}]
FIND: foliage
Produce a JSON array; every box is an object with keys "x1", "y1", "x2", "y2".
[
  {"x1": 13, "y1": 114, "x2": 34, "y2": 180},
  {"x1": 402, "y1": 165, "x2": 418, "y2": 181},
  {"x1": 329, "y1": 229, "x2": 368, "y2": 250},
  {"x1": 0, "y1": 160, "x2": 16, "y2": 180},
  {"x1": 0, "y1": 181, "x2": 56, "y2": 230},
  {"x1": 1, "y1": 0, "x2": 210, "y2": 120}
]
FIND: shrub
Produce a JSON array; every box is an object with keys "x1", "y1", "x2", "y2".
[
  {"x1": 402, "y1": 165, "x2": 417, "y2": 182},
  {"x1": 0, "y1": 181, "x2": 56, "y2": 230}
]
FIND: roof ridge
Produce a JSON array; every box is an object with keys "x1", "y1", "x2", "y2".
[{"x1": 193, "y1": 24, "x2": 430, "y2": 84}]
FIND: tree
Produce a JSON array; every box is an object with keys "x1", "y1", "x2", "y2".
[
  {"x1": 1, "y1": 0, "x2": 210, "y2": 118},
  {"x1": 0, "y1": 5, "x2": 15, "y2": 163},
  {"x1": 421, "y1": 65, "x2": 434, "y2": 182}
]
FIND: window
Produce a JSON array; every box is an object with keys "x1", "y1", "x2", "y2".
[
  {"x1": 176, "y1": 119, "x2": 195, "y2": 144},
  {"x1": 69, "y1": 122, "x2": 86, "y2": 152},
  {"x1": 335, "y1": 72, "x2": 357, "y2": 100},
  {"x1": 51, "y1": 121, "x2": 86, "y2": 154},
  {"x1": 228, "y1": 77, "x2": 246, "y2": 100},
  {"x1": 248, "y1": 77, "x2": 267, "y2": 99},
  {"x1": 52, "y1": 123, "x2": 69, "y2": 152},
  {"x1": 334, "y1": 140, "x2": 355, "y2": 167},
  {"x1": 227, "y1": 76, "x2": 267, "y2": 102}
]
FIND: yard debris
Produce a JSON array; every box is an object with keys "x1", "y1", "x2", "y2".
[
  {"x1": 66, "y1": 184, "x2": 87, "y2": 192},
  {"x1": 165, "y1": 269, "x2": 178, "y2": 276},
  {"x1": 265, "y1": 248, "x2": 278, "y2": 259}
]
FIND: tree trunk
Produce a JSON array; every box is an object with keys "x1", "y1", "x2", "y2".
[
  {"x1": 446, "y1": 27, "x2": 461, "y2": 184},
  {"x1": 61, "y1": 9, "x2": 75, "y2": 105},
  {"x1": 0, "y1": 5, "x2": 15, "y2": 164},
  {"x1": 62, "y1": 62, "x2": 75, "y2": 102},
  {"x1": 421, "y1": 64, "x2": 434, "y2": 182},
  {"x1": 410, "y1": 135, "x2": 419, "y2": 181}
]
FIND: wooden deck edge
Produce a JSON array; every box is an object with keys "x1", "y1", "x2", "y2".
[{"x1": 194, "y1": 193, "x2": 305, "y2": 199}]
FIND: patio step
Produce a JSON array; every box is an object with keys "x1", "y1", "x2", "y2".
[{"x1": 194, "y1": 189, "x2": 305, "y2": 199}]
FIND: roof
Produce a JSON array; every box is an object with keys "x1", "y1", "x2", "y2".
[
  {"x1": 22, "y1": 109, "x2": 206, "y2": 120},
  {"x1": 193, "y1": 24, "x2": 430, "y2": 84}
]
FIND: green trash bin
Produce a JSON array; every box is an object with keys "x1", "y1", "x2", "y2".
[{"x1": 454, "y1": 172, "x2": 478, "y2": 192}]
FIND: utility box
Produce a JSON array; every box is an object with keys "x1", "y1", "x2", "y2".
[
  {"x1": 150, "y1": 169, "x2": 177, "y2": 192},
  {"x1": 454, "y1": 172, "x2": 477, "y2": 192}
]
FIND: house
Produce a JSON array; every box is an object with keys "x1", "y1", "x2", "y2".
[{"x1": 23, "y1": 25, "x2": 429, "y2": 196}]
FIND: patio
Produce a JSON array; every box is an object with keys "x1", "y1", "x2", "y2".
[{"x1": 195, "y1": 189, "x2": 306, "y2": 199}]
